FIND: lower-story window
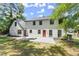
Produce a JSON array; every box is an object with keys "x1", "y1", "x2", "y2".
[
  {"x1": 58, "y1": 30, "x2": 62, "y2": 37},
  {"x1": 18, "y1": 30, "x2": 21, "y2": 34},
  {"x1": 49, "y1": 30, "x2": 52, "y2": 37},
  {"x1": 38, "y1": 30, "x2": 41, "y2": 34},
  {"x1": 30, "y1": 30, "x2": 32, "y2": 33}
]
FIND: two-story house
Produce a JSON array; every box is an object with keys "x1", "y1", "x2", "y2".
[{"x1": 9, "y1": 17, "x2": 65, "y2": 38}]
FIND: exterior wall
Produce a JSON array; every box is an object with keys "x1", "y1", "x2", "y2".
[
  {"x1": 9, "y1": 18, "x2": 65, "y2": 38},
  {"x1": 9, "y1": 19, "x2": 25, "y2": 36},
  {"x1": 62, "y1": 29, "x2": 65, "y2": 36},
  {"x1": 27, "y1": 29, "x2": 64, "y2": 38},
  {"x1": 25, "y1": 19, "x2": 58, "y2": 29},
  {"x1": 25, "y1": 19, "x2": 65, "y2": 38}
]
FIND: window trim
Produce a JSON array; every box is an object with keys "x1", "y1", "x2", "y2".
[
  {"x1": 59, "y1": 19, "x2": 63, "y2": 24},
  {"x1": 58, "y1": 30, "x2": 62, "y2": 37},
  {"x1": 18, "y1": 30, "x2": 21, "y2": 34},
  {"x1": 38, "y1": 30, "x2": 41, "y2": 34},
  {"x1": 33, "y1": 21, "x2": 36, "y2": 25},
  {"x1": 30, "y1": 30, "x2": 32, "y2": 33},
  {"x1": 39, "y1": 20, "x2": 42, "y2": 25},
  {"x1": 50, "y1": 20, "x2": 54, "y2": 25},
  {"x1": 49, "y1": 30, "x2": 53, "y2": 37},
  {"x1": 15, "y1": 22, "x2": 17, "y2": 26}
]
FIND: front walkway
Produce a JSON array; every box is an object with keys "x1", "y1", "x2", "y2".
[
  {"x1": 30, "y1": 37, "x2": 56, "y2": 44},
  {"x1": 11, "y1": 37, "x2": 57, "y2": 44}
]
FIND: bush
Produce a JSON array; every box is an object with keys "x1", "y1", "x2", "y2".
[{"x1": 61, "y1": 35, "x2": 67, "y2": 40}]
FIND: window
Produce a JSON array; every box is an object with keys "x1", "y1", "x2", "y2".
[
  {"x1": 33, "y1": 21, "x2": 36, "y2": 25},
  {"x1": 58, "y1": 30, "x2": 62, "y2": 37},
  {"x1": 38, "y1": 30, "x2": 41, "y2": 34},
  {"x1": 15, "y1": 22, "x2": 17, "y2": 26},
  {"x1": 39, "y1": 21, "x2": 42, "y2": 25},
  {"x1": 18, "y1": 30, "x2": 21, "y2": 34},
  {"x1": 50, "y1": 19, "x2": 54, "y2": 24},
  {"x1": 49, "y1": 30, "x2": 52, "y2": 37},
  {"x1": 30, "y1": 30, "x2": 32, "y2": 33},
  {"x1": 59, "y1": 19, "x2": 63, "y2": 24}
]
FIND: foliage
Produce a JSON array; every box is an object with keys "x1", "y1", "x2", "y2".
[
  {"x1": 50, "y1": 3, "x2": 79, "y2": 33},
  {"x1": 0, "y1": 3, "x2": 25, "y2": 34},
  {"x1": 50, "y1": 4, "x2": 76, "y2": 19},
  {"x1": 74, "y1": 25, "x2": 79, "y2": 31}
]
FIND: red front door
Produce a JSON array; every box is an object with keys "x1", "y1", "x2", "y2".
[{"x1": 43, "y1": 30, "x2": 46, "y2": 37}]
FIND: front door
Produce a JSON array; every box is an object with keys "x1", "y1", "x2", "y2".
[
  {"x1": 24, "y1": 30, "x2": 27, "y2": 36},
  {"x1": 43, "y1": 30, "x2": 46, "y2": 37}
]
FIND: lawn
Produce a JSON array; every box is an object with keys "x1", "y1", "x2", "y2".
[
  {"x1": 72, "y1": 38, "x2": 79, "y2": 48},
  {"x1": 0, "y1": 36, "x2": 79, "y2": 56}
]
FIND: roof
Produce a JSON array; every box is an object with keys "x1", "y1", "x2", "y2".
[{"x1": 24, "y1": 17, "x2": 50, "y2": 22}]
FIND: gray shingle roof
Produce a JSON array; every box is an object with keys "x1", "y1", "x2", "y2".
[{"x1": 24, "y1": 17, "x2": 50, "y2": 22}]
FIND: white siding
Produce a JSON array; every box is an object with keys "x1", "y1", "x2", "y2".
[
  {"x1": 62, "y1": 29, "x2": 65, "y2": 36},
  {"x1": 9, "y1": 19, "x2": 25, "y2": 36},
  {"x1": 25, "y1": 19, "x2": 58, "y2": 29},
  {"x1": 24, "y1": 19, "x2": 62, "y2": 38},
  {"x1": 53, "y1": 29, "x2": 58, "y2": 38},
  {"x1": 26, "y1": 29, "x2": 59, "y2": 38},
  {"x1": 9, "y1": 18, "x2": 65, "y2": 38}
]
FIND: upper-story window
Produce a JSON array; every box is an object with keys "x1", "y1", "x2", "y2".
[
  {"x1": 15, "y1": 22, "x2": 17, "y2": 26},
  {"x1": 33, "y1": 21, "x2": 36, "y2": 25},
  {"x1": 50, "y1": 19, "x2": 54, "y2": 24},
  {"x1": 39, "y1": 20, "x2": 42, "y2": 25},
  {"x1": 59, "y1": 18, "x2": 63, "y2": 24}
]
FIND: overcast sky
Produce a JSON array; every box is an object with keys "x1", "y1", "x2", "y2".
[{"x1": 23, "y1": 3, "x2": 57, "y2": 19}]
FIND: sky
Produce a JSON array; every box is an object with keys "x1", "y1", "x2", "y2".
[{"x1": 23, "y1": 3, "x2": 57, "y2": 19}]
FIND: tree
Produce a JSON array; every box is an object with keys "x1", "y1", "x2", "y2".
[
  {"x1": 50, "y1": 4, "x2": 76, "y2": 19},
  {"x1": 50, "y1": 3, "x2": 79, "y2": 34},
  {"x1": 0, "y1": 3, "x2": 25, "y2": 34}
]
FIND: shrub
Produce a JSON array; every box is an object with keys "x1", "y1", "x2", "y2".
[{"x1": 61, "y1": 35, "x2": 67, "y2": 40}]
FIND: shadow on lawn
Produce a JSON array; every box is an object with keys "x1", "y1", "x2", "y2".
[
  {"x1": 0, "y1": 37, "x2": 71, "y2": 56},
  {"x1": 63, "y1": 40, "x2": 79, "y2": 48},
  {"x1": 19, "y1": 46, "x2": 70, "y2": 56},
  {"x1": 11, "y1": 40, "x2": 70, "y2": 56}
]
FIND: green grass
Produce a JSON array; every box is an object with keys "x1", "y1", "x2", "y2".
[
  {"x1": 60, "y1": 37, "x2": 79, "y2": 48},
  {"x1": 72, "y1": 39, "x2": 79, "y2": 48},
  {"x1": 0, "y1": 36, "x2": 77, "y2": 56},
  {"x1": 0, "y1": 36, "x2": 12, "y2": 44}
]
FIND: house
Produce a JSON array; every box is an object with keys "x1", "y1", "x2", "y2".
[{"x1": 9, "y1": 17, "x2": 65, "y2": 38}]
